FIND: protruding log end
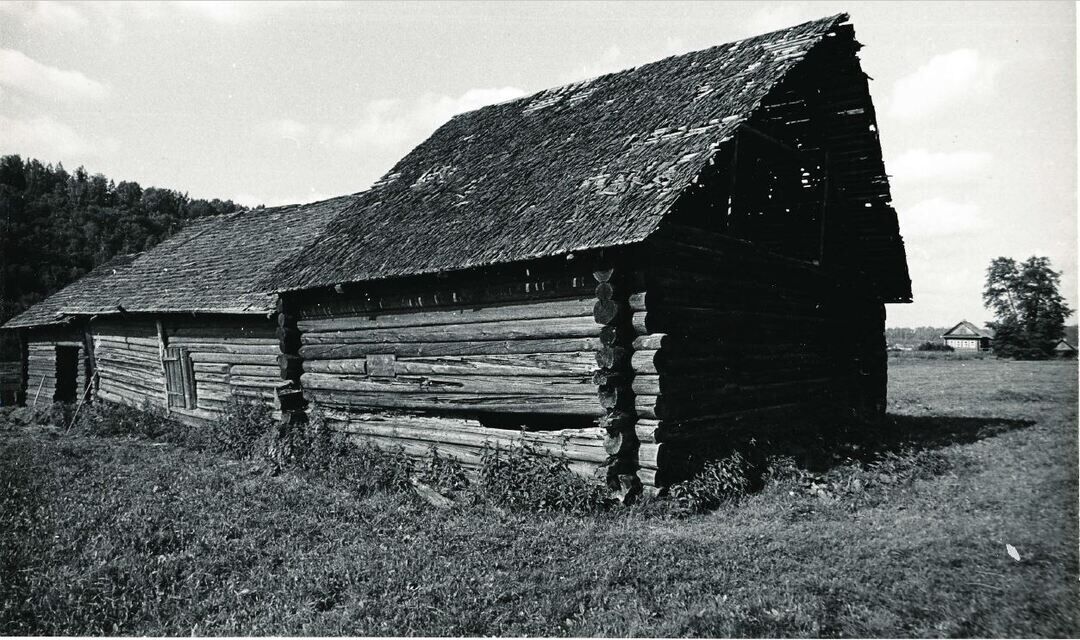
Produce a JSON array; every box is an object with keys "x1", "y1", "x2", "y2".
[
  {"x1": 595, "y1": 346, "x2": 629, "y2": 369},
  {"x1": 593, "y1": 299, "x2": 622, "y2": 325},
  {"x1": 593, "y1": 268, "x2": 616, "y2": 283}
]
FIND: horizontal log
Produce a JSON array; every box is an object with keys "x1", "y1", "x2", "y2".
[
  {"x1": 98, "y1": 377, "x2": 163, "y2": 401},
  {"x1": 631, "y1": 333, "x2": 831, "y2": 356},
  {"x1": 327, "y1": 419, "x2": 611, "y2": 464},
  {"x1": 229, "y1": 365, "x2": 280, "y2": 378},
  {"x1": 318, "y1": 410, "x2": 605, "y2": 442},
  {"x1": 301, "y1": 372, "x2": 594, "y2": 396},
  {"x1": 194, "y1": 372, "x2": 229, "y2": 384},
  {"x1": 188, "y1": 352, "x2": 278, "y2": 365},
  {"x1": 330, "y1": 427, "x2": 606, "y2": 480},
  {"x1": 300, "y1": 337, "x2": 601, "y2": 360},
  {"x1": 94, "y1": 342, "x2": 161, "y2": 357},
  {"x1": 632, "y1": 374, "x2": 726, "y2": 395},
  {"x1": 93, "y1": 335, "x2": 160, "y2": 348},
  {"x1": 632, "y1": 310, "x2": 826, "y2": 336},
  {"x1": 298, "y1": 298, "x2": 594, "y2": 333},
  {"x1": 301, "y1": 316, "x2": 600, "y2": 345},
  {"x1": 229, "y1": 376, "x2": 289, "y2": 389},
  {"x1": 302, "y1": 352, "x2": 597, "y2": 377},
  {"x1": 192, "y1": 362, "x2": 230, "y2": 374},
  {"x1": 629, "y1": 287, "x2": 821, "y2": 315},
  {"x1": 96, "y1": 388, "x2": 165, "y2": 411},
  {"x1": 306, "y1": 389, "x2": 603, "y2": 416},
  {"x1": 181, "y1": 343, "x2": 281, "y2": 355},
  {"x1": 635, "y1": 378, "x2": 833, "y2": 420},
  {"x1": 95, "y1": 350, "x2": 160, "y2": 368},
  {"x1": 631, "y1": 350, "x2": 826, "y2": 376},
  {"x1": 644, "y1": 403, "x2": 811, "y2": 442},
  {"x1": 96, "y1": 366, "x2": 164, "y2": 389},
  {"x1": 164, "y1": 326, "x2": 276, "y2": 340}
]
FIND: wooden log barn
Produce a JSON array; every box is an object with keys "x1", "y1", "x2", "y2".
[
  {"x1": 2, "y1": 198, "x2": 351, "y2": 420},
  {"x1": 3, "y1": 15, "x2": 911, "y2": 493}
]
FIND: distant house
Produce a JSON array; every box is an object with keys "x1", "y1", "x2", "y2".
[
  {"x1": 941, "y1": 321, "x2": 993, "y2": 351},
  {"x1": 1053, "y1": 339, "x2": 1077, "y2": 358}
]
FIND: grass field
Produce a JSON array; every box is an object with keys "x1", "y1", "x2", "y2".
[{"x1": 1, "y1": 358, "x2": 1077, "y2": 636}]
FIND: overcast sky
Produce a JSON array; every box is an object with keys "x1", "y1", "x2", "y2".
[{"x1": 0, "y1": 1, "x2": 1075, "y2": 328}]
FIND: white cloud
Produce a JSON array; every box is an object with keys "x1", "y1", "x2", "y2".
[
  {"x1": 329, "y1": 87, "x2": 527, "y2": 151},
  {"x1": 0, "y1": 1, "x2": 88, "y2": 31},
  {"x1": 901, "y1": 198, "x2": 981, "y2": 238},
  {"x1": 169, "y1": 1, "x2": 248, "y2": 24},
  {"x1": 889, "y1": 49, "x2": 997, "y2": 119},
  {"x1": 0, "y1": 114, "x2": 118, "y2": 158},
  {"x1": 559, "y1": 45, "x2": 625, "y2": 84},
  {"x1": 745, "y1": 5, "x2": 813, "y2": 36},
  {"x1": 889, "y1": 149, "x2": 993, "y2": 183},
  {"x1": 230, "y1": 189, "x2": 334, "y2": 208},
  {"x1": 0, "y1": 49, "x2": 108, "y2": 102}
]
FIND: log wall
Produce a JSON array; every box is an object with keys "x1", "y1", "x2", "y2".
[
  {"x1": 93, "y1": 321, "x2": 167, "y2": 411},
  {"x1": 24, "y1": 330, "x2": 86, "y2": 406},
  {"x1": 92, "y1": 317, "x2": 283, "y2": 424},
  {"x1": 298, "y1": 297, "x2": 602, "y2": 418},
  {"x1": 635, "y1": 224, "x2": 886, "y2": 485},
  {"x1": 289, "y1": 264, "x2": 623, "y2": 484}
]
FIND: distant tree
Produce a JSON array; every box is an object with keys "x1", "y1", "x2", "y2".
[
  {"x1": 916, "y1": 341, "x2": 953, "y2": 352},
  {"x1": 983, "y1": 256, "x2": 1072, "y2": 359},
  {"x1": 0, "y1": 154, "x2": 247, "y2": 359}
]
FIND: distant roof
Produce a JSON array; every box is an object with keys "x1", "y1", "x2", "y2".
[
  {"x1": 3, "y1": 196, "x2": 353, "y2": 329},
  {"x1": 941, "y1": 320, "x2": 994, "y2": 339},
  {"x1": 271, "y1": 14, "x2": 908, "y2": 297},
  {"x1": 1053, "y1": 339, "x2": 1077, "y2": 352}
]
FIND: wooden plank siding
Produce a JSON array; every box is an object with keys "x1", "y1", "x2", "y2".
[{"x1": 91, "y1": 317, "x2": 284, "y2": 424}]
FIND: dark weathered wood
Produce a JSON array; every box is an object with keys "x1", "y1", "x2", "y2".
[
  {"x1": 303, "y1": 352, "x2": 595, "y2": 377},
  {"x1": 300, "y1": 337, "x2": 601, "y2": 360},
  {"x1": 301, "y1": 316, "x2": 599, "y2": 345},
  {"x1": 187, "y1": 352, "x2": 278, "y2": 365},
  {"x1": 302, "y1": 372, "x2": 595, "y2": 396},
  {"x1": 298, "y1": 298, "x2": 593, "y2": 332},
  {"x1": 592, "y1": 299, "x2": 623, "y2": 325},
  {"x1": 307, "y1": 388, "x2": 603, "y2": 415},
  {"x1": 298, "y1": 269, "x2": 598, "y2": 319},
  {"x1": 594, "y1": 346, "x2": 629, "y2": 369}
]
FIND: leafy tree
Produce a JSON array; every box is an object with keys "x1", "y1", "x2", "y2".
[
  {"x1": 983, "y1": 256, "x2": 1072, "y2": 359},
  {"x1": 0, "y1": 154, "x2": 247, "y2": 358}
]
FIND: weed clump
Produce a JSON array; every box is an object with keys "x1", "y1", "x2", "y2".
[
  {"x1": 472, "y1": 442, "x2": 608, "y2": 515},
  {"x1": 74, "y1": 400, "x2": 172, "y2": 438},
  {"x1": 669, "y1": 451, "x2": 752, "y2": 513}
]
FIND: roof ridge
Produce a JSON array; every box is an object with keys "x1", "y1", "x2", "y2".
[{"x1": 449, "y1": 13, "x2": 849, "y2": 122}]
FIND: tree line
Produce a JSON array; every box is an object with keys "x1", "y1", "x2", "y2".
[{"x1": 0, "y1": 155, "x2": 247, "y2": 357}]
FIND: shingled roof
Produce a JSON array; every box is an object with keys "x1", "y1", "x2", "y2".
[
  {"x1": 941, "y1": 320, "x2": 994, "y2": 340},
  {"x1": 3, "y1": 196, "x2": 354, "y2": 329},
  {"x1": 271, "y1": 13, "x2": 906, "y2": 296},
  {"x1": 3, "y1": 254, "x2": 139, "y2": 329}
]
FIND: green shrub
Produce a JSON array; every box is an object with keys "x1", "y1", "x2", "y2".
[
  {"x1": 205, "y1": 397, "x2": 276, "y2": 459},
  {"x1": 278, "y1": 409, "x2": 416, "y2": 495},
  {"x1": 473, "y1": 441, "x2": 607, "y2": 515},
  {"x1": 74, "y1": 400, "x2": 172, "y2": 438},
  {"x1": 916, "y1": 341, "x2": 954, "y2": 352},
  {"x1": 669, "y1": 451, "x2": 752, "y2": 513}
]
